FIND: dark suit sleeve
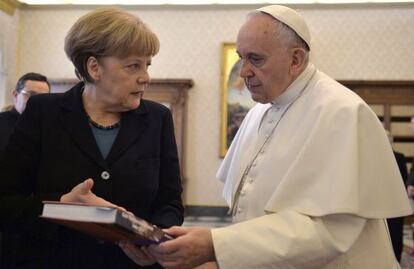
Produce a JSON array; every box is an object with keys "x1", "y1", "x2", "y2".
[
  {"x1": 149, "y1": 109, "x2": 184, "y2": 228},
  {"x1": 395, "y1": 152, "x2": 408, "y2": 183},
  {"x1": 0, "y1": 97, "x2": 62, "y2": 230},
  {"x1": 408, "y1": 158, "x2": 414, "y2": 186}
]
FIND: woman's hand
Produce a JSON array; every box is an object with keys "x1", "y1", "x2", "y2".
[
  {"x1": 60, "y1": 178, "x2": 117, "y2": 207},
  {"x1": 119, "y1": 242, "x2": 157, "y2": 266}
]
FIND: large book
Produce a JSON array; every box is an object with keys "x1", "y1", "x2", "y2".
[{"x1": 41, "y1": 201, "x2": 172, "y2": 245}]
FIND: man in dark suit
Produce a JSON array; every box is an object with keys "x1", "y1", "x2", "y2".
[
  {"x1": 0, "y1": 72, "x2": 49, "y2": 268},
  {"x1": 0, "y1": 72, "x2": 50, "y2": 152},
  {"x1": 384, "y1": 130, "x2": 408, "y2": 262},
  {"x1": 406, "y1": 115, "x2": 414, "y2": 194},
  {"x1": 389, "y1": 151, "x2": 408, "y2": 262}
]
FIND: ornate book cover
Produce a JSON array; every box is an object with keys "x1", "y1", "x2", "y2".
[{"x1": 41, "y1": 201, "x2": 172, "y2": 245}]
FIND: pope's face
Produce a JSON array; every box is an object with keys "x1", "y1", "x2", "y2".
[
  {"x1": 236, "y1": 15, "x2": 295, "y2": 104},
  {"x1": 93, "y1": 54, "x2": 152, "y2": 112}
]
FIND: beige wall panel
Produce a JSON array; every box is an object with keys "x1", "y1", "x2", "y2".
[
  {"x1": 0, "y1": 9, "x2": 19, "y2": 107},
  {"x1": 370, "y1": 105, "x2": 384, "y2": 116},
  {"x1": 394, "y1": 143, "x2": 414, "y2": 157},
  {"x1": 391, "y1": 122, "x2": 413, "y2": 136},
  {"x1": 392, "y1": 105, "x2": 414, "y2": 116}
]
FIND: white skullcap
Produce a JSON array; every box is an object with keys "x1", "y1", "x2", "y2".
[{"x1": 257, "y1": 5, "x2": 311, "y2": 50}]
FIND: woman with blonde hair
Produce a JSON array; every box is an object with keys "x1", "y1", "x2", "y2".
[{"x1": 0, "y1": 8, "x2": 183, "y2": 268}]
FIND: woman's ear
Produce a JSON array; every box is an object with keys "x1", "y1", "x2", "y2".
[
  {"x1": 86, "y1": 56, "x2": 100, "y2": 81},
  {"x1": 290, "y1": 48, "x2": 307, "y2": 76}
]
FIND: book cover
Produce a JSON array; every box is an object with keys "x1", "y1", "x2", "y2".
[{"x1": 40, "y1": 201, "x2": 172, "y2": 245}]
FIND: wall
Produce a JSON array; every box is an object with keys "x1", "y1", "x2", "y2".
[
  {"x1": 7, "y1": 3, "x2": 414, "y2": 206},
  {"x1": 0, "y1": 8, "x2": 19, "y2": 107}
]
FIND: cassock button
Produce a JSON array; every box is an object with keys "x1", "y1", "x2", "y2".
[{"x1": 101, "y1": 171, "x2": 110, "y2": 180}]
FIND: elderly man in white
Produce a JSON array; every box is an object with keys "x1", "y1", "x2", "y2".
[{"x1": 123, "y1": 5, "x2": 412, "y2": 269}]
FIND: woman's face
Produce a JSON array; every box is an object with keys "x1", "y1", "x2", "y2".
[{"x1": 91, "y1": 54, "x2": 152, "y2": 112}]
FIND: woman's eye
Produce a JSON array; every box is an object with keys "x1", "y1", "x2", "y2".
[{"x1": 126, "y1": 64, "x2": 139, "y2": 71}]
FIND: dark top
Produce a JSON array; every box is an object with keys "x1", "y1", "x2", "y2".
[
  {"x1": 90, "y1": 123, "x2": 120, "y2": 159},
  {"x1": 0, "y1": 107, "x2": 19, "y2": 153},
  {"x1": 0, "y1": 82, "x2": 184, "y2": 269}
]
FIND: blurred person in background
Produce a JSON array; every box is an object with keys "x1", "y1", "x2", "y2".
[
  {"x1": 385, "y1": 130, "x2": 408, "y2": 262},
  {"x1": 0, "y1": 72, "x2": 50, "y2": 152},
  {"x1": 0, "y1": 72, "x2": 49, "y2": 268},
  {"x1": 406, "y1": 115, "x2": 414, "y2": 196}
]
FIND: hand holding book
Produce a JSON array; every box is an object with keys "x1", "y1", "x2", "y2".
[
  {"x1": 44, "y1": 178, "x2": 173, "y2": 245},
  {"x1": 41, "y1": 201, "x2": 173, "y2": 245},
  {"x1": 60, "y1": 178, "x2": 120, "y2": 209}
]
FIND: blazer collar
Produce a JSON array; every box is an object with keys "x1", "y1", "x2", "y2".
[
  {"x1": 59, "y1": 82, "x2": 149, "y2": 167},
  {"x1": 105, "y1": 105, "x2": 149, "y2": 165}
]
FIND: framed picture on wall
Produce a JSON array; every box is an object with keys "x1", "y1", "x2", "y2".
[{"x1": 220, "y1": 43, "x2": 256, "y2": 157}]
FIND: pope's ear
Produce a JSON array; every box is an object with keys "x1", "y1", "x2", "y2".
[
  {"x1": 86, "y1": 56, "x2": 100, "y2": 81},
  {"x1": 290, "y1": 48, "x2": 307, "y2": 76}
]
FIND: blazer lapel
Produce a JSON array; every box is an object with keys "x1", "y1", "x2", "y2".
[
  {"x1": 59, "y1": 83, "x2": 107, "y2": 169},
  {"x1": 105, "y1": 101, "x2": 149, "y2": 165}
]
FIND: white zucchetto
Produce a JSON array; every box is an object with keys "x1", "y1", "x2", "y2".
[{"x1": 257, "y1": 5, "x2": 311, "y2": 50}]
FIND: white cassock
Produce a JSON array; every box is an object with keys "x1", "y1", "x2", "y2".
[{"x1": 212, "y1": 63, "x2": 412, "y2": 269}]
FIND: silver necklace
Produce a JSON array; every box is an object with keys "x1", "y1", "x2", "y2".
[{"x1": 81, "y1": 86, "x2": 120, "y2": 130}]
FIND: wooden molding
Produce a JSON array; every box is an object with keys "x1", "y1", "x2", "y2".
[{"x1": 338, "y1": 80, "x2": 414, "y2": 105}]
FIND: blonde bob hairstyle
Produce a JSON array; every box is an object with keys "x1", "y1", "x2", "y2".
[{"x1": 64, "y1": 8, "x2": 160, "y2": 83}]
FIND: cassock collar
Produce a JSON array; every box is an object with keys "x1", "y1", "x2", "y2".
[{"x1": 271, "y1": 63, "x2": 316, "y2": 107}]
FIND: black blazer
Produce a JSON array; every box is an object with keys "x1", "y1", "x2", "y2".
[
  {"x1": 0, "y1": 83, "x2": 183, "y2": 268},
  {"x1": 0, "y1": 107, "x2": 19, "y2": 153}
]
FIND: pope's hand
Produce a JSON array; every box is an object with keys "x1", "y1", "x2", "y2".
[
  {"x1": 60, "y1": 178, "x2": 118, "y2": 208},
  {"x1": 149, "y1": 226, "x2": 215, "y2": 269},
  {"x1": 119, "y1": 241, "x2": 157, "y2": 266}
]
